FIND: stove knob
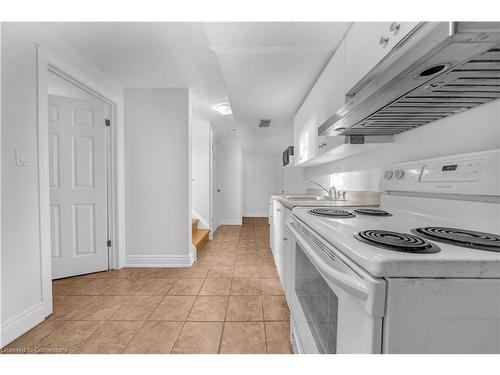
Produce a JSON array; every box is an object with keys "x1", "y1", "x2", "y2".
[
  {"x1": 384, "y1": 170, "x2": 394, "y2": 180},
  {"x1": 394, "y1": 169, "x2": 405, "y2": 179}
]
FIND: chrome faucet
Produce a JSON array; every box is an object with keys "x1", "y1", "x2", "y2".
[{"x1": 308, "y1": 180, "x2": 339, "y2": 199}]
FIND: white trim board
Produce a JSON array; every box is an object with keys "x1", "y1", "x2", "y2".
[
  {"x1": 243, "y1": 212, "x2": 270, "y2": 217},
  {"x1": 125, "y1": 252, "x2": 195, "y2": 268},
  {"x1": 219, "y1": 218, "x2": 243, "y2": 225},
  {"x1": 40, "y1": 49, "x2": 126, "y2": 270},
  {"x1": 0, "y1": 303, "x2": 45, "y2": 348},
  {"x1": 12, "y1": 45, "x2": 126, "y2": 349}
]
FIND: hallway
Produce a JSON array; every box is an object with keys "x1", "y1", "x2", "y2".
[{"x1": 3, "y1": 219, "x2": 292, "y2": 354}]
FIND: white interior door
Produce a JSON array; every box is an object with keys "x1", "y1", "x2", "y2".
[{"x1": 48, "y1": 94, "x2": 108, "y2": 279}]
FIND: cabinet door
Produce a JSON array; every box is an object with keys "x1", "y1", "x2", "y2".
[
  {"x1": 293, "y1": 103, "x2": 307, "y2": 165},
  {"x1": 345, "y1": 22, "x2": 419, "y2": 96},
  {"x1": 294, "y1": 91, "x2": 320, "y2": 165},
  {"x1": 388, "y1": 22, "x2": 419, "y2": 46},
  {"x1": 344, "y1": 22, "x2": 393, "y2": 94},
  {"x1": 319, "y1": 39, "x2": 346, "y2": 127},
  {"x1": 317, "y1": 40, "x2": 347, "y2": 155},
  {"x1": 272, "y1": 201, "x2": 283, "y2": 261},
  {"x1": 274, "y1": 204, "x2": 286, "y2": 285}
]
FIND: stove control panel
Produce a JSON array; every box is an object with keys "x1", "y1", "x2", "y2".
[
  {"x1": 380, "y1": 149, "x2": 500, "y2": 196},
  {"x1": 420, "y1": 158, "x2": 484, "y2": 183},
  {"x1": 394, "y1": 169, "x2": 405, "y2": 179},
  {"x1": 384, "y1": 170, "x2": 393, "y2": 180}
]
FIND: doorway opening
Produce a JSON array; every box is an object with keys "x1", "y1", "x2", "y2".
[{"x1": 47, "y1": 70, "x2": 112, "y2": 280}]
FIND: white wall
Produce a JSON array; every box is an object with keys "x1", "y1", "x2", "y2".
[
  {"x1": 243, "y1": 152, "x2": 279, "y2": 217},
  {"x1": 124, "y1": 88, "x2": 193, "y2": 266},
  {"x1": 191, "y1": 120, "x2": 211, "y2": 229},
  {"x1": 304, "y1": 99, "x2": 500, "y2": 190},
  {"x1": 1, "y1": 23, "x2": 124, "y2": 347},
  {"x1": 219, "y1": 137, "x2": 242, "y2": 225},
  {"x1": 280, "y1": 161, "x2": 307, "y2": 194}
]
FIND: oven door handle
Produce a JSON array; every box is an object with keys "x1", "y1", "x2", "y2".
[{"x1": 287, "y1": 220, "x2": 370, "y2": 301}]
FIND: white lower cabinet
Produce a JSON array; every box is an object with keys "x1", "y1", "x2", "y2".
[{"x1": 270, "y1": 199, "x2": 291, "y2": 288}]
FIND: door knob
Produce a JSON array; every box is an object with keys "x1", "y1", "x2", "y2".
[
  {"x1": 379, "y1": 36, "x2": 390, "y2": 46},
  {"x1": 389, "y1": 22, "x2": 401, "y2": 33}
]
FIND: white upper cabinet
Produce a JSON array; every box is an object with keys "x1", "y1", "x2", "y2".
[
  {"x1": 293, "y1": 22, "x2": 417, "y2": 166},
  {"x1": 319, "y1": 40, "x2": 346, "y2": 127},
  {"x1": 294, "y1": 40, "x2": 346, "y2": 165},
  {"x1": 345, "y1": 22, "x2": 419, "y2": 96},
  {"x1": 294, "y1": 86, "x2": 321, "y2": 165}
]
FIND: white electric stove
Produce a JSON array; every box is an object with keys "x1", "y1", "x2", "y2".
[{"x1": 285, "y1": 149, "x2": 500, "y2": 354}]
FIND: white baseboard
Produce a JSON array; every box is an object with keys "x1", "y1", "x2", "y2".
[
  {"x1": 219, "y1": 217, "x2": 242, "y2": 225},
  {"x1": 1, "y1": 303, "x2": 46, "y2": 348},
  {"x1": 190, "y1": 244, "x2": 197, "y2": 263},
  {"x1": 125, "y1": 251, "x2": 195, "y2": 268},
  {"x1": 243, "y1": 212, "x2": 269, "y2": 217}
]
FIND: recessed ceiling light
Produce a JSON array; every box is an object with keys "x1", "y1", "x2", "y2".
[{"x1": 214, "y1": 103, "x2": 232, "y2": 115}]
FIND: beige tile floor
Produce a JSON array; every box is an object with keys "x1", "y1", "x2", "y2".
[{"x1": 4, "y1": 218, "x2": 292, "y2": 354}]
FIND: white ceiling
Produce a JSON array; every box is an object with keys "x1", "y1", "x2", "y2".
[
  {"x1": 204, "y1": 22, "x2": 351, "y2": 153},
  {"x1": 41, "y1": 22, "x2": 351, "y2": 152},
  {"x1": 41, "y1": 22, "x2": 234, "y2": 137}
]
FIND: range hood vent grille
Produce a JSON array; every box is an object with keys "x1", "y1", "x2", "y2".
[
  {"x1": 318, "y1": 23, "x2": 500, "y2": 137},
  {"x1": 344, "y1": 47, "x2": 500, "y2": 135}
]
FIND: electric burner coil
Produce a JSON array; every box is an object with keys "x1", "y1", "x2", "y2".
[
  {"x1": 411, "y1": 227, "x2": 500, "y2": 252},
  {"x1": 353, "y1": 208, "x2": 392, "y2": 216},
  {"x1": 308, "y1": 208, "x2": 356, "y2": 218},
  {"x1": 354, "y1": 230, "x2": 440, "y2": 253}
]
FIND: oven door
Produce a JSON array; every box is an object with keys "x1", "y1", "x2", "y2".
[{"x1": 285, "y1": 217, "x2": 386, "y2": 354}]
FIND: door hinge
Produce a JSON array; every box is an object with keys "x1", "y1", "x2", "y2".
[
  {"x1": 107, "y1": 240, "x2": 112, "y2": 247},
  {"x1": 105, "y1": 119, "x2": 111, "y2": 127}
]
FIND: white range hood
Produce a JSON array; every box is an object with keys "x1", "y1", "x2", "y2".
[{"x1": 319, "y1": 22, "x2": 500, "y2": 136}]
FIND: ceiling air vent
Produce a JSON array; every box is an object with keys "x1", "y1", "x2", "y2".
[{"x1": 259, "y1": 119, "x2": 271, "y2": 128}]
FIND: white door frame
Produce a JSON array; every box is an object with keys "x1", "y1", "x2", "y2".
[{"x1": 36, "y1": 45, "x2": 126, "y2": 317}]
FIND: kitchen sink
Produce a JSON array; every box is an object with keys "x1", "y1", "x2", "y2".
[{"x1": 283, "y1": 195, "x2": 345, "y2": 201}]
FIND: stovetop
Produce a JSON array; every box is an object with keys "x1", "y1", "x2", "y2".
[{"x1": 292, "y1": 206, "x2": 500, "y2": 278}]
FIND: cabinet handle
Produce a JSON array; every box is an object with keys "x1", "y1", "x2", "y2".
[
  {"x1": 389, "y1": 22, "x2": 401, "y2": 33},
  {"x1": 283, "y1": 237, "x2": 288, "y2": 241},
  {"x1": 379, "y1": 35, "x2": 390, "y2": 46}
]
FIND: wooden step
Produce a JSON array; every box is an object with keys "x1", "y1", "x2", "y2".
[
  {"x1": 192, "y1": 229, "x2": 210, "y2": 251},
  {"x1": 192, "y1": 218, "x2": 199, "y2": 232}
]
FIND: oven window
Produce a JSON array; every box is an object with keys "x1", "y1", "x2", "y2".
[{"x1": 295, "y1": 243, "x2": 338, "y2": 354}]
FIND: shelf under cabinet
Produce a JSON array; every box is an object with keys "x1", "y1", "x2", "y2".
[{"x1": 298, "y1": 136, "x2": 393, "y2": 167}]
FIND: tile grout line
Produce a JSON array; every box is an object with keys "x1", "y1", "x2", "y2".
[
  {"x1": 119, "y1": 320, "x2": 147, "y2": 354},
  {"x1": 169, "y1": 266, "x2": 206, "y2": 354},
  {"x1": 38, "y1": 222, "x2": 278, "y2": 354}
]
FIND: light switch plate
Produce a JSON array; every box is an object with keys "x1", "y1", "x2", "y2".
[{"x1": 15, "y1": 149, "x2": 29, "y2": 166}]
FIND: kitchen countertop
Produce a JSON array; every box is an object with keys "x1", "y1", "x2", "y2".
[{"x1": 270, "y1": 192, "x2": 380, "y2": 210}]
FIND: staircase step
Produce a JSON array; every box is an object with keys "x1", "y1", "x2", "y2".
[
  {"x1": 192, "y1": 218, "x2": 199, "y2": 232},
  {"x1": 192, "y1": 229, "x2": 210, "y2": 251}
]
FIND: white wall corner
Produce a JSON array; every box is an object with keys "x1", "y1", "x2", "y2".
[
  {"x1": 192, "y1": 209, "x2": 211, "y2": 231},
  {"x1": 189, "y1": 244, "x2": 197, "y2": 264}
]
